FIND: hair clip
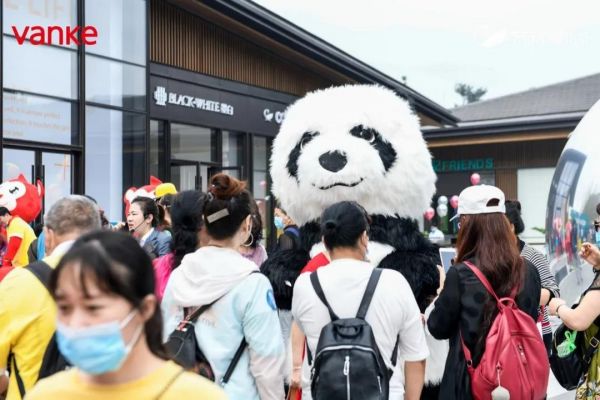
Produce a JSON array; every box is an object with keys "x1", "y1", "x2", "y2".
[{"x1": 206, "y1": 208, "x2": 229, "y2": 223}]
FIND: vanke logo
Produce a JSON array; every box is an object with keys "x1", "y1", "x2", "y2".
[{"x1": 11, "y1": 25, "x2": 98, "y2": 46}]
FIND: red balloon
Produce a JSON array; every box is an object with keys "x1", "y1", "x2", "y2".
[
  {"x1": 449, "y1": 195, "x2": 459, "y2": 209},
  {"x1": 470, "y1": 173, "x2": 481, "y2": 185},
  {"x1": 424, "y1": 207, "x2": 435, "y2": 221}
]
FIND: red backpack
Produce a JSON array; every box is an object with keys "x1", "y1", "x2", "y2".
[{"x1": 461, "y1": 261, "x2": 549, "y2": 400}]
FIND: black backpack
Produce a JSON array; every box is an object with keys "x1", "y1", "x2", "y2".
[
  {"x1": 308, "y1": 268, "x2": 398, "y2": 400},
  {"x1": 8, "y1": 261, "x2": 70, "y2": 398}
]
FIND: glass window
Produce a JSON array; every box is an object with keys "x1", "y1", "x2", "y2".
[
  {"x1": 252, "y1": 136, "x2": 271, "y2": 245},
  {"x1": 85, "y1": 0, "x2": 146, "y2": 65},
  {"x1": 42, "y1": 152, "x2": 73, "y2": 212},
  {"x1": 3, "y1": 91, "x2": 77, "y2": 145},
  {"x1": 518, "y1": 168, "x2": 555, "y2": 243},
  {"x1": 222, "y1": 131, "x2": 244, "y2": 168},
  {"x1": 3, "y1": 148, "x2": 35, "y2": 181},
  {"x1": 86, "y1": 55, "x2": 146, "y2": 111},
  {"x1": 85, "y1": 106, "x2": 145, "y2": 221},
  {"x1": 149, "y1": 120, "x2": 165, "y2": 179},
  {"x1": 3, "y1": 0, "x2": 77, "y2": 48},
  {"x1": 3, "y1": 36, "x2": 78, "y2": 99},
  {"x1": 252, "y1": 136, "x2": 268, "y2": 201},
  {"x1": 170, "y1": 123, "x2": 216, "y2": 163}
]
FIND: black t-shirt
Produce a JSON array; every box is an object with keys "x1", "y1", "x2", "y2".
[{"x1": 427, "y1": 259, "x2": 541, "y2": 400}]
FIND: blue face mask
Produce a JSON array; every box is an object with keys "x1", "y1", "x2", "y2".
[
  {"x1": 56, "y1": 309, "x2": 142, "y2": 375},
  {"x1": 274, "y1": 216, "x2": 285, "y2": 230}
]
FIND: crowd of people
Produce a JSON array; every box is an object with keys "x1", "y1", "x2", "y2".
[{"x1": 1, "y1": 174, "x2": 600, "y2": 399}]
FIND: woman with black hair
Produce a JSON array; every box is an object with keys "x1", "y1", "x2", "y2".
[
  {"x1": 127, "y1": 196, "x2": 171, "y2": 259},
  {"x1": 292, "y1": 201, "x2": 428, "y2": 400},
  {"x1": 26, "y1": 231, "x2": 225, "y2": 399},
  {"x1": 153, "y1": 191, "x2": 209, "y2": 301},
  {"x1": 505, "y1": 199, "x2": 559, "y2": 353},
  {"x1": 238, "y1": 199, "x2": 268, "y2": 266},
  {"x1": 162, "y1": 173, "x2": 285, "y2": 400}
]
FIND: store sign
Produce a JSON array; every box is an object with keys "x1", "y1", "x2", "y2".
[
  {"x1": 150, "y1": 76, "x2": 291, "y2": 136},
  {"x1": 153, "y1": 86, "x2": 234, "y2": 116},
  {"x1": 263, "y1": 108, "x2": 285, "y2": 124},
  {"x1": 11, "y1": 25, "x2": 98, "y2": 46},
  {"x1": 433, "y1": 158, "x2": 494, "y2": 173}
]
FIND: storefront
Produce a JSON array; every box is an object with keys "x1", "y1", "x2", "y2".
[
  {"x1": 424, "y1": 124, "x2": 573, "y2": 243},
  {"x1": 147, "y1": 63, "x2": 297, "y2": 243},
  {"x1": 2, "y1": 0, "x2": 455, "y2": 247}
]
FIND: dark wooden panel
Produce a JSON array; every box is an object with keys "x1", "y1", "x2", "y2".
[
  {"x1": 430, "y1": 139, "x2": 566, "y2": 169},
  {"x1": 150, "y1": 0, "x2": 342, "y2": 96},
  {"x1": 496, "y1": 168, "x2": 518, "y2": 200}
]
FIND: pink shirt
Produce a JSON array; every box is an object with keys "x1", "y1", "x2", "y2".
[{"x1": 153, "y1": 252, "x2": 174, "y2": 301}]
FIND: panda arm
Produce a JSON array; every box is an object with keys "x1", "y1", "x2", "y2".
[
  {"x1": 260, "y1": 249, "x2": 310, "y2": 310},
  {"x1": 378, "y1": 248, "x2": 440, "y2": 313}
]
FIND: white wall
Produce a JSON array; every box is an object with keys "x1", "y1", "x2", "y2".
[{"x1": 517, "y1": 168, "x2": 555, "y2": 244}]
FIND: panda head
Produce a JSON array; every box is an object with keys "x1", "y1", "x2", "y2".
[{"x1": 271, "y1": 84, "x2": 436, "y2": 225}]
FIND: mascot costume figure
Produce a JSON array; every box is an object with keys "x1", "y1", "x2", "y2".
[
  {"x1": 123, "y1": 176, "x2": 162, "y2": 215},
  {"x1": 262, "y1": 84, "x2": 445, "y2": 397},
  {"x1": 0, "y1": 174, "x2": 44, "y2": 280}
]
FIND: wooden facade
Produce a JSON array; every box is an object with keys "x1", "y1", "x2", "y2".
[{"x1": 150, "y1": 0, "x2": 347, "y2": 96}]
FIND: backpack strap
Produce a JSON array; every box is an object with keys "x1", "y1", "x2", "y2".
[
  {"x1": 8, "y1": 353, "x2": 26, "y2": 398},
  {"x1": 310, "y1": 271, "x2": 339, "y2": 321},
  {"x1": 185, "y1": 270, "x2": 262, "y2": 322},
  {"x1": 356, "y1": 268, "x2": 382, "y2": 320},
  {"x1": 221, "y1": 338, "x2": 247, "y2": 386},
  {"x1": 8, "y1": 262, "x2": 53, "y2": 397}
]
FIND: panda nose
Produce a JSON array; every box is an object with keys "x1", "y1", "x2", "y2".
[{"x1": 319, "y1": 151, "x2": 347, "y2": 173}]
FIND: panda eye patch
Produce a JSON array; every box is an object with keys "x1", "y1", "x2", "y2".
[
  {"x1": 300, "y1": 131, "x2": 319, "y2": 149},
  {"x1": 350, "y1": 125, "x2": 377, "y2": 143}
]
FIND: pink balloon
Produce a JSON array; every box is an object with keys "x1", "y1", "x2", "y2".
[
  {"x1": 449, "y1": 195, "x2": 459, "y2": 209},
  {"x1": 424, "y1": 207, "x2": 435, "y2": 221},
  {"x1": 470, "y1": 173, "x2": 481, "y2": 186}
]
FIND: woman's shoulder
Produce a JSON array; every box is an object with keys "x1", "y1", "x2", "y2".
[
  {"x1": 25, "y1": 369, "x2": 78, "y2": 398},
  {"x1": 166, "y1": 369, "x2": 227, "y2": 399}
]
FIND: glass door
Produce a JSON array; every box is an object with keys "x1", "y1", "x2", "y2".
[
  {"x1": 170, "y1": 160, "x2": 200, "y2": 191},
  {"x1": 208, "y1": 166, "x2": 243, "y2": 181},
  {"x1": 41, "y1": 152, "x2": 73, "y2": 213},
  {"x1": 2, "y1": 147, "x2": 73, "y2": 220}
]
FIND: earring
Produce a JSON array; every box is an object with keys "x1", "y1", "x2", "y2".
[{"x1": 242, "y1": 232, "x2": 254, "y2": 247}]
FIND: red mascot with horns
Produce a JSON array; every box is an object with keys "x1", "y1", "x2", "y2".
[{"x1": 0, "y1": 174, "x2": 44, "y2": 281}]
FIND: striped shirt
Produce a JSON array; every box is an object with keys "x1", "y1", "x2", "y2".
[{"x1": 520, "y1": 240, "x2": 560, "y2": 335}]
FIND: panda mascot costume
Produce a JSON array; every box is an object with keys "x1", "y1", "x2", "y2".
[{"x1": 262, "y1": 84, "x2": 446, "y2": 397}]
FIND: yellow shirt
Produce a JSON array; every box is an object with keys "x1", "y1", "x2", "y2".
[
  {"x1": 6, "y1": 216, "x2": 36, "y2": 267},
  {"x1": 0, "y1": 267, "x2": 56, "y2": 400},
  {"x1": 26, "y1": 361, "x2": 227, "y2": 400}
]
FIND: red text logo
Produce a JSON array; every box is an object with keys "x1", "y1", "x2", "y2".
[{"x1": 11, "y1": 25, "x2": 98, "y2": 46}]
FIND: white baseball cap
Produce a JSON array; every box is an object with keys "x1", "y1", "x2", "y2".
[{"x1": 450, "y1": 185, "x2": 506, "y2": 221}]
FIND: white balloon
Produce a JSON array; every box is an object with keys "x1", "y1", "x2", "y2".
[
  {"x1": 437, "y1": 204, "x2": 448, "y2": 217},
  {"x1": 438, "y1": 195, "x2": 448, "y2": 205}
]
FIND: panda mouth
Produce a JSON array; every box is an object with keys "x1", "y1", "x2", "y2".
[{"x1": 313, "y1": 177, "x2": 364, "y2": 190}]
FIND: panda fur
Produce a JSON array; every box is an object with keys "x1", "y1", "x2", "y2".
[{"x1": 262, "y1": 84, "x2": 447, "y2": 392}]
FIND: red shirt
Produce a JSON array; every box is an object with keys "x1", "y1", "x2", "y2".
[{"x1": 301, "y1": 252, "x2": 330, "y2": 274}]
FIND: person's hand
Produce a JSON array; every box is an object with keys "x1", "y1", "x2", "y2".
[
  {"x1": 437, "y1": 265, "x2": 446, "y2": 295},
  {"x1": 549, "y1": 297, "x2": 567, "y2": 316},
  {"x1": 580, "y1": 243, "x2": 600, "y2": 268},
  {"x1": 0, "y1": 369, "x2": 8, "y2": 396},
  {"x1": 112, "y1": 221, "x2": 126, "y2": 231},
  {"x1": 290, "y1": 366, "x2": 302, "y2": 389}
]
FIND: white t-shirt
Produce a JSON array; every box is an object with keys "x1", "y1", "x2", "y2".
[{"x1": 292, "y1": 259, "x2": 429, "y2": 399}]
